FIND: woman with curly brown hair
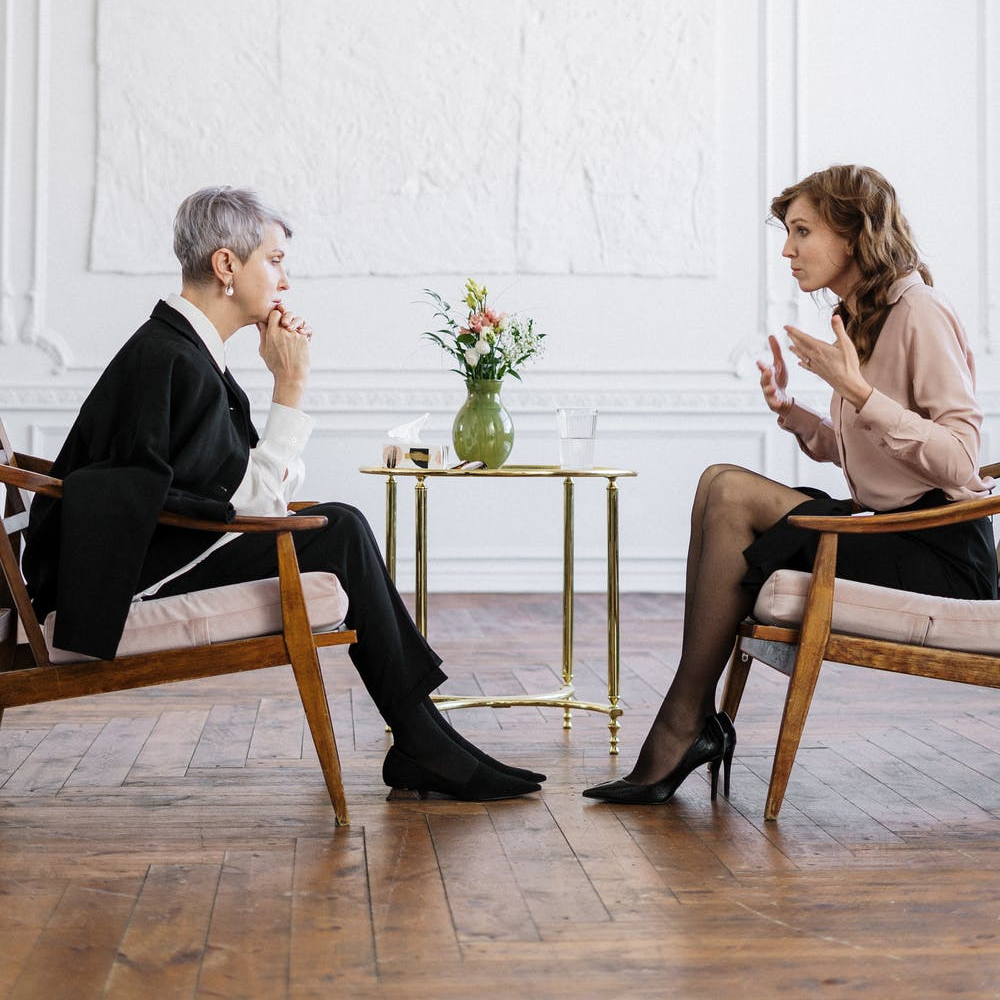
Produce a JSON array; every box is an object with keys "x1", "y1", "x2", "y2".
[{"x1": 584, "y1": 164, "x2": 997, "y2": 805}]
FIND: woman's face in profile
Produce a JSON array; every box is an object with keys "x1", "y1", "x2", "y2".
[
  {"x1": 780, "y1": 195, "x2": 859, "y2": 300},
  {"x1": 232, "y1": 222, "x2": 291, "y2": 323}
]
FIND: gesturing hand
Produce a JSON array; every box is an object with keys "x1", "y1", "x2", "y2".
[
  {"x1": 756, "y1": 334, "x2": 793, "y2": 415},
  {"x1": 784, "y1": 314, "x2": 873, "y2": 411}
]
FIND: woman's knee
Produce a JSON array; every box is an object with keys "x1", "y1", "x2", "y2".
[
  {"x1": 297, "y1": 501, "x2": 370, "y2": 529},
  {"x1": 295, "y1": 502, "x2": 380, "y2": 553},
  {"x1": 705, "y1": 469, "x2": 808, "y2": 533},
  {"x1": 694, "y1": 464, "x2": 752, "y2": 513},
  {"x1": 697, "y1": 463, "x2": 745, "y2": 492}
]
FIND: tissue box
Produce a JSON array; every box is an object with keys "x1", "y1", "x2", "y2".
[{"x1": 382, "y1": 443, "x2": 450, "y2": 469}]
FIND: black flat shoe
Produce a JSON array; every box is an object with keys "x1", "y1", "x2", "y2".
[
  {"x1": 431, "y1": 711, "x2": 546, "y2": 783},
  {"x1": 708, "y1": 711, "x2": 736, "y2": 799},
  {"x1": 582, "y1": 715, "x2": 726, "y2": 804},
  {"x1": 383, "y1": 747, "x2": 542, "y2": 801}
]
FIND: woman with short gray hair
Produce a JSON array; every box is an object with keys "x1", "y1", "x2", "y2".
[{"x1": 24, "y1": 186, "x2": 544, "y2": 803}]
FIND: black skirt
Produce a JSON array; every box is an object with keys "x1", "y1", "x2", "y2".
[{"x1": 742, "y1": 488, "x2": 998, "y2": 602}]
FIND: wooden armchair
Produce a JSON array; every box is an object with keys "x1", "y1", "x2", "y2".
[
  {"x1": 721, "y1": 464, "x2": 1000, "y2": 821},
  {"x1": 0, "y1": 418, "x2": 357, "y2": 825}
]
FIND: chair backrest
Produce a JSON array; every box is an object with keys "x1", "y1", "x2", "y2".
[{"x1": 0, "y1": 417, "x2": 54, "y2": 668}]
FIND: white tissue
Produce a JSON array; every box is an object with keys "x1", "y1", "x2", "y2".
[{"x1": 387, "y1": 413, "x2": 430, "y2": 443}]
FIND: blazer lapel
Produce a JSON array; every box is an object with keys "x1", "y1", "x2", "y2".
[{"x1": 222, "y1": 365, "x2": 253, "y2": 430}]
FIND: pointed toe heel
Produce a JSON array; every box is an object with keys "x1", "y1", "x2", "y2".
[{"x1": 582, "y1": 715, "x2": 726, "y2": 805}]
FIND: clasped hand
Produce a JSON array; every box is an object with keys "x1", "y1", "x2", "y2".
[
  {"x1": 258, "y1": 305, "x2": 312, "y2": 408},
  {"x1": 258, "y1": 304, "x2": 311, "y2": 381},
  {"x1": 756, "y1": 314, "x2": 873, "y2": 414}
]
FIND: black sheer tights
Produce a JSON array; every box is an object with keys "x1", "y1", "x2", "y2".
[{"x1": 627, "y1": 465, "x2": 810, "y2": 785}]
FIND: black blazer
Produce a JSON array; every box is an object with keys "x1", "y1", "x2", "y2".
[{"x1": 23, "y1": 301, "x2": 258, "y2": 659}]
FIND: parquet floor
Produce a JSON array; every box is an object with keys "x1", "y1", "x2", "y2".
[{"x1": 2, "y1": 593, "x2": 1000, "y2": 999}]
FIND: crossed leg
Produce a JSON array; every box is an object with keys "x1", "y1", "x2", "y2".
[{"x1": 626, "y1": 464, "x2": 812, "y2": 784}]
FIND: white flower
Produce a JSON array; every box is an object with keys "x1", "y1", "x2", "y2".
[
  {"x1": 481, "y1": 325, "x2": 494, "y2": 339},
  {"x1": 464, "y1": 347, "x2": 480, "y2": 366},
  {"x1": 475, "y1": 339, "x2": 491, "y2": 355}
]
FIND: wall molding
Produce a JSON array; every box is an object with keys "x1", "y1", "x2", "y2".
[
  {"x1": 0, "y1": 378, "x2": 842, "y2": 416},
  {"x1": 0, "y1": 0, "x2": 14, "y2": 346},
  {"x1": 984, "y1": 0, "x2": 999, "y2": 353},
  {"x1": 0, "y1": 0, "x2": 70, "y2": 371},
  {"x1": 9, "y1": 377, "x2": 1000, "y2": 417}
]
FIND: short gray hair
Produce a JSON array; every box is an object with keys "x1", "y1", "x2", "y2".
[{"x1": 173, "y1": 186, "x2": 293, "y2": 285}]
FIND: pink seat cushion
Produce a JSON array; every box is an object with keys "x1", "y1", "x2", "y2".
[
  {"x1": 754, "y1": 569, "x2": 1000, "y2": 654},
  {"x1": 44, "y1": 572, "x2": 349, "y2": 664}
]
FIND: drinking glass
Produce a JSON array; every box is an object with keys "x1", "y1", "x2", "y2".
[{"x1": 556, "y1": 407, "x2": 598, "y2": 470}]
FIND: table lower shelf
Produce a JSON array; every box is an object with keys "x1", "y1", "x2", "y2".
[{"x1": 431, "y1": 685, "x2": 623, "y2": 752}]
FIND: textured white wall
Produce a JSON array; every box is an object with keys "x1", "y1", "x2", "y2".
[
  {"x1": 93, "y1": 1, "x2": 717, "y2": 278},
  {"x1": 1, "y1": 0, "x2": 998, "y2": 594}
]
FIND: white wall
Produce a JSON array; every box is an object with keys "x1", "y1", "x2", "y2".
[{"x1": 1, "y1": 0, "x2": 998, "y2": 592}]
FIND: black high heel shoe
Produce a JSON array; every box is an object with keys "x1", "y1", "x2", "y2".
[
  {"x1": 581, "y1": 715, "x2": 726, "y2": 804},
  {"x1": 383, "y1": 746, "x2": 542, "y2": 802},
  {"x1": 708, "y1": 711, "x2": 736, "y2": 799}
]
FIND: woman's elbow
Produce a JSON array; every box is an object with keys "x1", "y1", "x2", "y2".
[{"x1": 934, "y1": 444, "x2": 978, "y2": 491}]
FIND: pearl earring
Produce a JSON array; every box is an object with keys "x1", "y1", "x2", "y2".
[{"x1": 225, "y1": 281, "x2": 234, "y2": 297}]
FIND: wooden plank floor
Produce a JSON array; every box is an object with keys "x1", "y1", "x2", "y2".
[{"x1": 2, "y1": 592, "x2": 1000, "y2": 999}]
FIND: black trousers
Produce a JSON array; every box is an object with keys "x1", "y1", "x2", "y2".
[{"x1": 155, "y1": 503, "x2": 447, "y2": 722}]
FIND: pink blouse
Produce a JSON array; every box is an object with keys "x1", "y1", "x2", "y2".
[{"x1": 777, "y1": 273, "x2": 993, "y2": 511}]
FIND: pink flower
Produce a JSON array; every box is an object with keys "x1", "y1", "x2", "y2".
[{"x1": 469, "y1": 309, "x2": 502, "y2": 333}]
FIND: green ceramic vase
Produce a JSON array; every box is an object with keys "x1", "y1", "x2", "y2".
[{"x1": 451, "y1": 379, "x2": 514, "y2": 468}]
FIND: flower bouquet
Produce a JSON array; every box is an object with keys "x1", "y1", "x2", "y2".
[
  {"x1": 422, "y1": 279, "x2": 544, "y2": 467},
  {"x1": 422, "y1": 278, "x2": 544, "y2": 382}
]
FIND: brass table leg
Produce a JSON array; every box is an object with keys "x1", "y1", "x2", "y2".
[
  {"x1": 562, "y1": 476, "x2": 574, "y2": 729},
  {"x1": 415, "y1": 475, "x2": 428, "y2": 637},
  {"x1": 385, "y1": 474, "x2": 397, "y2": 582},
  {"x1": 606, "y1": 477, "x2": 622, "y2": 754}
]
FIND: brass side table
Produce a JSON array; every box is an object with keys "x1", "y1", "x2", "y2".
[{"x1": 358, "y1": 464, "x2": 637, "y2": 753}]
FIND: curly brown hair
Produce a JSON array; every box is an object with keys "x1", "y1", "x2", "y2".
[{"x1": 769, "y1": 165, "x2": 931, "y2": 362}]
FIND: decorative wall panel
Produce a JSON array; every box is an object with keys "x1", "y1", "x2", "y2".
[{"x1": 91, "y1": 0, "x2": 716, "y2": 277}]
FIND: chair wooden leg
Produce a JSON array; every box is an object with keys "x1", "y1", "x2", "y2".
[
  {"x1": 764, "y1": 532, "x2": 837, "y2": 821},
  {"x1": 291, "y1": 649, "x2": 350, "y2": 826},
  {"x1": 277, "y1": 532, "x2": 350, "y2": 826},
  {"x1": 764, "y1": 642, "x2": 824, "y2": 820},
  {"x1": 719, "y1": 641, "x2": 752, "y2": 723}
]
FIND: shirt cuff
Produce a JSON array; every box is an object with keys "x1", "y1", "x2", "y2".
[
  {"x1": 777, "y1": 400, "x2": 822, "y2": 436},
  {"x1": 854, "y1": 388, "x2": 900, "y2": 437},
  {"x1": 261, "y1": 402, "x2": 315, "y2": 459}
]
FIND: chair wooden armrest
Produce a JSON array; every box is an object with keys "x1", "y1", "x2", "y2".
[
  {"x1": 789, "y1": 492, "x2": 1000, "y2": 535},
  {"x1": 158, "y1": 511, "x2": 329, "y2": 533},
  {"x1": 0, "y1": 463, "x2": 61, "y2": 500},
  {"x1": 0, "y1": 463, "x2": 329, "y2": 535},
  {"x1": 12, "y1": 452, "x2": 52, "y2": 475}
]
